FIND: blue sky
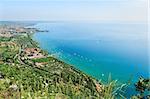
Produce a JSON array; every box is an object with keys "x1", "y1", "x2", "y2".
[{"x1": 0, "y1": 0, "x2": 148, "y2": 22}]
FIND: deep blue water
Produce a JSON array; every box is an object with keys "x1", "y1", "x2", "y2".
[{"x1": 32, "y1": 22, "x2": 149, "y2": 84}]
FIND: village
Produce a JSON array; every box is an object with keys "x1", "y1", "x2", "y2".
[
  {"x1": 0, "y1": 24, "x2": 48, "y2": 37},
  {"x1": 0, "y1": 24, "x2": 49, "y2": 59}
]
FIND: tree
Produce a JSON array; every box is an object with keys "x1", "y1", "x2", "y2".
[{"x1": 132, "y1": 77, "x2": 150, "y2": 99}]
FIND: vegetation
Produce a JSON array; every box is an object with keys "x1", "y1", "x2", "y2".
[{"x1": 131, "y1": 77, "x2": 150, "y2": 99}]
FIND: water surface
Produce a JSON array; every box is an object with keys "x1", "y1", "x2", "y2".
[{"x1": 32, "y1": 22, "x2": 149, "y2": 83}]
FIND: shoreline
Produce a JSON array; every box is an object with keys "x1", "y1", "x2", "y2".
[{"x1": 30, "y1": 33, "x2": 98, "y2": 81}]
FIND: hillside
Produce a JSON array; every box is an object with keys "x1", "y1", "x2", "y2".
[{"x1": 0, "y1": 25, "x2": 104, "y2": 98}]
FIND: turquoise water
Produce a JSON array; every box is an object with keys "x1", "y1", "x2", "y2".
[{"x1": 32, "y1": 22, "x2": 149, "y2": 83}]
